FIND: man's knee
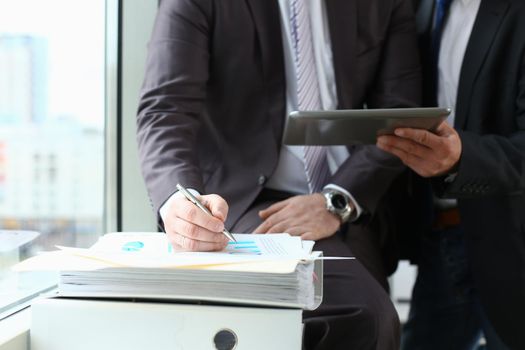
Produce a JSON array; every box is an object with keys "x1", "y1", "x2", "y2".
[{"x1": 362, "y1": 300, "x2": 401, "y2": 349}]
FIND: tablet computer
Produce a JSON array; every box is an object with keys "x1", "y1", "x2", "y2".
[{"x1": 283, "y1": 107, "x2": 451, "y2": 145}]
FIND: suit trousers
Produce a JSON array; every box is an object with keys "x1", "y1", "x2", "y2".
[{"x1": 231, "y1": 189, "x2": 400, "y2": 350}]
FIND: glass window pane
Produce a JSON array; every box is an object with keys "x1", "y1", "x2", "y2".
[{"x1": 0, "y1": 0, "x2": 105, "y2": 314}]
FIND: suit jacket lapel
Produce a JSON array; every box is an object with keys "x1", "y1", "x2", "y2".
[
  {"x1": 325, "y1": 0, "x2": 357, "y2": 108},
  {"x1": 416, "y1": 0, "x2": 434, "y2": 35},
  {"x1": 245, "y1": 0, "x2": 286, "y2": 143},
  {"x1": 455, "y1": 0, "x2": 509, "y2": 129}
]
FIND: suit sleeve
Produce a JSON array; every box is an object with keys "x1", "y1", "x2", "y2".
[
  {"x1": 437, "y1": 54, "x2": 525, "y2": 198},
  {"x1": 136, "y1": 0, "x2": 212, "y2": 215},
  {"x1": 330, "y1": 0, "x2": 422, "y2": 217}
]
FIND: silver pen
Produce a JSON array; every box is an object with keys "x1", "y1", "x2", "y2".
[{"x1": 176, "y1": 184, "x2": 237, "y2": 242}]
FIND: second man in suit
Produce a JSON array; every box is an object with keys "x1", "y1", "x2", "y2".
[{"x1": 378, "y1": 0, "x2": 525, "y2": 349}]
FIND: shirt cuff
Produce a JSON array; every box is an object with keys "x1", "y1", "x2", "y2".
[
  {"x1": 323, "y1": 183, "x2": 364, "y2": 222},
  {"x1": 159, "y1": 188, "x2": 201, "y2": 226}
]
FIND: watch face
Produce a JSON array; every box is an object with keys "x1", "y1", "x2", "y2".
[{"x1": 332, "y1": 193, "x2": 347, "y2": 210}]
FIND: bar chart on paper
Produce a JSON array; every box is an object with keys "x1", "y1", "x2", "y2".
[{"x1": 227, "y1": 240, "x2": 262, "y2": 254}]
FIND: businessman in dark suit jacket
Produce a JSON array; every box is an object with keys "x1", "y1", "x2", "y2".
[
  {"x1": 137, "y1": 0, "x2": 421, "y2": 348},
  {"x1": 378, "y1": 0, "x2": 525, "y2": 349}
]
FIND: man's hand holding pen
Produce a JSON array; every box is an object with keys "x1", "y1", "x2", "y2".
[{"x1": 163, "y1": 191, "x2": 230, "y2": 252}]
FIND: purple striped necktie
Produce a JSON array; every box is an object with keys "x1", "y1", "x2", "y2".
[{"x1": 290, "y1": 0, "x2": 330, "y2": 193}]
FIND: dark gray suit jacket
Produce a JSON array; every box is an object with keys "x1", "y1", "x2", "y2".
[
  {"x1": 408, "y1": 0, "x2": 525, "y2": 348},
  {"x1": 136, "y1": 0, "x2": 421, "y2": 230}
]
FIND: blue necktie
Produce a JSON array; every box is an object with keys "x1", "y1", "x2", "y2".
[{"x1": 431, "y1": 0, "x2": 453, "y2": 74}]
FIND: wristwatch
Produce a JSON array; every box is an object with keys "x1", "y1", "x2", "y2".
[{"x1": 322, "y1": 188, "x2": 353, "y2": 223}]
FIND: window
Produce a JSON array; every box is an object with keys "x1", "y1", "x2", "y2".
[{"x1": 0, "y1": 0, "x2": 105, "y2": 315}]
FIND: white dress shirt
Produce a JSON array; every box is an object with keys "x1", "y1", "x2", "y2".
[{"x1": 437, "y1": 0, "x2": 481, "y2": 126}]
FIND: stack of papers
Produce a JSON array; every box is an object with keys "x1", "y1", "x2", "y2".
[{"x1": 15, "y1": 232, "x2": 325, "y2": 310}]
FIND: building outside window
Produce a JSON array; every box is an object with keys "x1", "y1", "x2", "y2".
[{"x1": 0, "y1": 0, "x2": 105, "y2": 315}]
